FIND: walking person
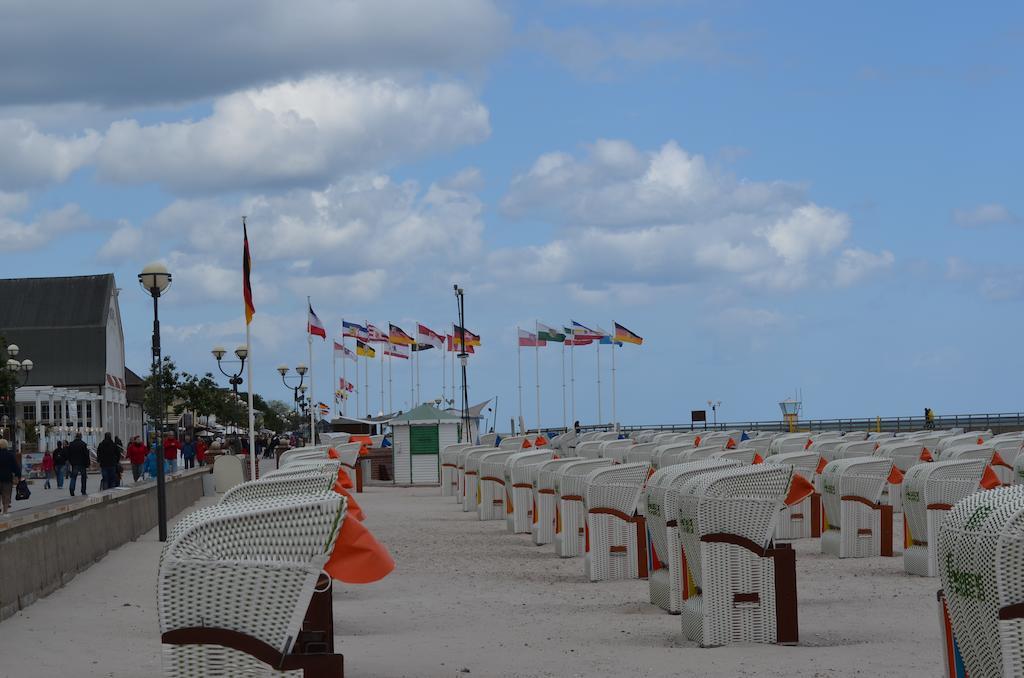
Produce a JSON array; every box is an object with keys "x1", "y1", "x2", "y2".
[
  {"x1": 163, "y1": 434, "x2": 180, "y2": 473},
  {"x1": 0, "y1": 439, "x2": 22, "y2": 515},
  {"x1": 181, "y1": 436, "x2": 196, "y2": 470},
  {"x1": 126, "y1": 435, "x2": 147, "y2": 482},
  {"x1": 195, "y1": 437, "x2": 207, "y2": 467},
  {"x1": 41, "y1": 449, "x2": 54, "y2": 489},
  {"x1": 52, "y1": 440, "x2": 67, "y2": 489},
  {"x1": 97, "y1": 432, "x2": 121, "y2": 490},
  {"x1": 66, "y1": 432, "x2": 90, "y2": 496}
]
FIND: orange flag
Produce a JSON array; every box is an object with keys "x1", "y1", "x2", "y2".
[
  {"x1": 981, "y1": 466, "x2": 1002, "y2": 490},
  {"x1": 535, "y1": 435, "x2": 549, "y2": 447},
  {"x1": 693, "y1": 435, "x2": 701, "y2": 448},
  {"x1": 324, "y1": 518, "x2": 395, "y2": 584},
  {"x1": 785, "y1": 473, "x2": 815, "y2": 506},
  {"x1": 977, "y1": 436, "x2": 985, "y2": 445},
  {"x1": 816, "y1": 457, "x2": 828, "y2": 474},
  {"x1": 328, "y1": 448, "x2": 339, "y2": 459},
  {"x1": 919, "y1": 447, "x2": 933, "y2": 462},
  {"x1": 725, "y1": 437, "x2": 737, "y2": 450},
  {"x1": 332, "y1": 483, "x2": 366, "y2": 521},
  {"x1": 336, "y1": 467, "x2": 354, "y2": 489},
  {"x1": 522, "y1": 438, "x2": 533, "y2": 449},
  {"x1": 992, "y1": 451, "x2": 1012, "y2": 469},
  {"x1": 804, "y1": 438, "x2": 813, "y2": 450},
  {"x1": 752, "y1": 453, "x2": 764, "y2": 464},
  {"x1": 887, "y1": 465, "x2": 904, "y2": 485}
]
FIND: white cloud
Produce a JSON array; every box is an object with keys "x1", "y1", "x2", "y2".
[
  {"x1": 0, "y1": 0, "x2": 508, "y2": 106},
  {"x1": 98, "y1": 222, "x2": 149, "y2": 261},
  {"x1": 95, "y1": 75, "x2": 490, "y2": 193},
  {"x1": 952, "y1": 203, "x2": 1021, "y2": 228},
  {"x1": 833, "y1": 248, "x2": 895, "y2": 286},
  {"x1": 498, "y1": 139, "x2": 864, "y2": 292},
  {"x1": 286, "y1": 270, "x2": 388, "y2": 304},
  {"x1": 0, "y1": 204, "x2": 91, "y2": 252},
  {"x1": 0, "y1": 192, "x2": 28, "y2": 215},
  {"x1": 0, "y1": 119, "x2": 99, "y2": 189}
]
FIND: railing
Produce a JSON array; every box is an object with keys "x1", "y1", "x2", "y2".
[{"x1": 565, "y1": 411, "x2": 1024, "y2": 435}]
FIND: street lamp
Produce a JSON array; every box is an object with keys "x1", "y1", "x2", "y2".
[
  {"x1": 278, "y1": 364, "x2": 309, "y2": 440},
  {"x1": 5, "y1": 344, "x2": 33, "y2": 452},
  {"x1": 139, "y1": 261, "x2": 172, "y2": 542},
  {"x1": 212, "y1": 345, "x2": 249, "y2": 397},
  {"x1": 707, "y1": 400, "x2": 722, "y2": 428},
  {"x1": 453, "y1": 284, "x2": 470, "y2": 443}
]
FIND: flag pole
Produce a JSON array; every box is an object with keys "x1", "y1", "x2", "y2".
[
  {"x1": 387, "y1": 344, "x2": 392, "y2": 415},
  {"x1": 561, "y1": 340, "x2": 566, "y2": 431},
  {"x1": 450, "y1": 323, "x2": 456, "y2": 407},
  {"x1": 596, "y1": 336, "x2": 602, "y2": 425},
  {"x1": 441, "y1": 333, "x2": 446, "y2": 406},
  {"x1": 516, "y1": 327, "x2": 523, "y2": 428},
  {"x1": 611, "y1": 330, "x2": 617, "y2": 432},
  {"x1": 332, "y1": 345, "x2": 337, "y2": 420},
  {"x1": 409, "y1": 345, "x2": 414, "y2": 410},
  {"x1": 307, "y1": 296, "x2": 316, "y2": 444},
  {"x1": 570, "y1": 330, "x2": 576, "y2": 425},
  {"x1": 341, "y1": 334, "x2": 347, "y2": 418},
  {"x1": 380, "y1": 335, "x2": 385, "y2": 416},
  {"x1": 245, "y1": 321, "x2": 256, "y2": 480},
  {"x1": 534, "y1": 320, "x2": 541, "y2": 434}
]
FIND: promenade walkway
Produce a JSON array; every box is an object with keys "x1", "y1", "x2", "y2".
[{"x1": 0, "y1": 486, "x2": 943, "y2": 677}]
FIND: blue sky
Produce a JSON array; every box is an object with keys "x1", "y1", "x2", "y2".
[{"x1": 1, "y1": 1, "x2": 1022, "y2": 428}]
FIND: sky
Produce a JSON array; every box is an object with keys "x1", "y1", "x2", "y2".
[{"x1": 1, "y1": 1, "x2": 1022, "y2": 429}]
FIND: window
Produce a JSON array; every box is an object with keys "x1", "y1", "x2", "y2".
[
  {"x1": 22, "y1": 404, "x2": 35, "y2": 421},
  {"x1": 409, "y1": 425, "x2": 439, "y2": 455}
]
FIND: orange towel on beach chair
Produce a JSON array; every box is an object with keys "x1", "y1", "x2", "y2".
[{"x1": 325, "y1": 518, "x2": 395, "y2": 584}]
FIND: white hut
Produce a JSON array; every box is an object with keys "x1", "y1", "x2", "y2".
[{"x1": 390, "y1": 404, "x2": 462, "y2": 484}]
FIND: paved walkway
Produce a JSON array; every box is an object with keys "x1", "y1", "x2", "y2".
[{"x1": 0, "y1": 486, "x2": 945, "y2": 677}]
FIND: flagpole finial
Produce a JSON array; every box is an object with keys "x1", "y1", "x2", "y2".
[{"x1": 242, "y1": 215, "x2": 247, "y2": 225}]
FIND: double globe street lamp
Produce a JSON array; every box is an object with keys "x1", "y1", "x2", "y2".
[
  {"x1": 5, "y1": 344, "x2": 34, "y2": 452},
  {"x1": 139, "y1": 262, "x2": 172, "y2": 542},
  {"x1": 212, "y1": 345, "x2": 249, "y2": 397},
  {"x1": 277, "y1": 364, "x2": 310, "y2": 441}
]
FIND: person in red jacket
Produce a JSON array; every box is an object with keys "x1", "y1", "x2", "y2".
[
  {"x1": 163, "y1": 434, "x2": 181, "y2": 473},
  {"x1": 196, "y1": 437, "x2": 208, "y2": 467},
  {"x1": 126, "y1": 435, "x2": 148, "y2": 482}
]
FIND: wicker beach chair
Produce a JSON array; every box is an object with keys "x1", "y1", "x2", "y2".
[
  {"x1": 462, "y1": 447, "x2": 498, "y2": 512},
  {"x1": 318, "y1": 432, "x2": 350, "y2": 447},
  {"x1": 455, "y1": 445, "x2": 493, "y2": 506},
  {"x1": 937, "y1": 485, "x2": 1024, "y2": 678},
  {"x1": 902, "y1": 459, "x2": 986, "y2": 577},
  {"x1": 220, "y1": 474, "x2": 337, "y2": 505},
  {"x1": 712, "y1": 448, "x2": 763, "y2": 465},
  {"x1": 503, "y1": 450, "x2": 555, "y2": 534},
  {"x1": 625, "y1": 442, "x2": 659, "y2": 466},
  {"x1": 875, "y1": 440, "x2": 937, "y2": 514},
  {"x1": 991, "y1": 437, "x2": 1024, "y2": 485},
  {"x1": 262, "y1": 460, "x2": 343, "y2": 482},
  {"x1": 159, "y1": 493, "x2": 347, "y2": 676},
  {"x1": 554, "y1": 459, "x2": 616, "y2": 557},
  {"x1": 575, "y1": 440, "x2": 605, "y2": 459},
  {"x1": 644, "y1": 459, "x2": 741, "y2": 613},
  {"x1": 677, "y1": 465, "x2": 806, "y2": 647},
  {"x1": 479, "y1": 432, "x2": 498, "y2": 447},
  {"x1": 498, "y1": 435, "x2": 528, "y2": 450},
  {"x1": 582, "y1": 462, "x2": 652, "y2": 581},
  {"x1": 820, "y1": 456, "x2": 900, "y2": 558},
  {"x1": 652, "y1": 443, "x2": 696, "y2": 469},
  {"x1": 943, "y1": 444, "x2": 1012, "y2": 487},
  {"x1": 278, "y1": 445, "x2": 331, "y2": 466},
  {"x1": 478, "y1": 450, "x2": 523, "y2": 521},
  {"x1": 936, "y1": 431, "x2": 992, "y2": 455},
  {"x1": 768, "y1": 434, "x2": 811, "y2": 456},
  {"x1": 764, "y1": 451, "x2": 821, "y2": 540},
  {"x1": 599, "y1": 438, "x2": 634, "y2": 461},
  {"x1": 441, "y1": 443, "x2": 474, "y2": 497},
  {"x1": 532, "y1": 457, "x2": 584, "y2": 546}
]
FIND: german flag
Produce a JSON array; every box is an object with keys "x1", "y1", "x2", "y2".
[
  {"x1": 613, "y1": 322, "x2": 643, "y2": 345},
  {"x1": 242, "y1": 218, "x2": 255, "y2": 325}
]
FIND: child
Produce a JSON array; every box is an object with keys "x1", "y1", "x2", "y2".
[{"x1": 41, "y1": 449, "x2": 54, "y2": 489}]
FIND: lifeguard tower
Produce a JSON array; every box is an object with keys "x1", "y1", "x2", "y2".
[{"x1": 779, "y1": 397, "x2": 802, "y2": 433}]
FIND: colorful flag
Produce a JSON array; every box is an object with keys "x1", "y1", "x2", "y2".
[
  {"x1": 339, "y1": 378, "x2": 355, "y2": 392},
  {"x1": 342, "y1": 320, "x2": 367, "y2": 339},
  {"x1": 242, "y1": 219, "x2": 255, "y2": 325},
  {"x1": 537, "y1": 322, "x2": 565, "y2": 342},
  {"x1": 452, "y1": 325, "x2": 481, "y2": 346},
  {"x1": 564, "y1": 336, "x2": 594, "y2": 346},
  {"x1": 417, "y1": 323, "x2": 445, "y2": 349},
  {"x1": 614, "y1": 322, "x2": 643, "y2": 346},
  {"x1": 308, "y1": 303, "x2": 326, "y2": 339},
  {"x1": 388, "y1": 323, "x2": 415, "y2": 346},
  {"x1": 335, "y1": 389, "x2": 348, "y2": 401},
  {"x1": 356, "y1": 340, "x2": 376, "y2": 358},
  {"x1": 366, "y1": 323, "x2": 388, "y2": 343},
  {"x1": 518, "y1": 328, "x2": 547, "y2": 347},
  {"x1": 570, "y1": 320, "x2": 603, "y2": 341},
  {"x1": 318, "y1": 402, "x2": 330, "y2": 415},
  {"x1": 385, "y1": 344, "x2": 409, "y2": 360},
  {"x1": 411, "y1": 343, "x2": 435, "y2": 352},
  {"x1": 447, "y1": 335, "x2": 476, "y2": 354},
  {"x1": 596, "y1": 328, "x2": 622, "y2": 346},
  {"x1": 333, "y1": 341, "x2": 356, "y2": 360}
]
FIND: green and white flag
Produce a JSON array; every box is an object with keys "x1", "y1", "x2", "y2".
[{"x1": 537, "y1": 322, "x2": 566, "y2": 342}]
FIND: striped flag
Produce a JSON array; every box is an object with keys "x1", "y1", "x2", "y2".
[
  {"x1": 389, "y1": 323, "x2": 415, "y2": 346},
  {"x1": 452, "y1": 325, "x2": 481, "y2": 346},
  {"x1": 366, "y1": 324, "x2": 388, "y2": 343},
  {"x1": 447, "y1": 335, "x2": 475, "y2": 354},
  {"x1": 570, "y1": 321, "x2": 603, "y2": 341},
  {"x1": 537, "y1": 322, "x2": 565, "y2": 342},
  {"x1": 308, "y1": 303, "x2": 326, "y2": 339},
  {"x1": 242, "y1": 219, "x2": 255, "y2": 325},
  {"x1": 342, "y1": 320, "x2": 367, "y2": 340},
  {"x1": 518, "y1": 328, "x2": 546, "y2": 347},
  {"x1": 333, "y1": 341, "x2": 356, "y2": 362},
  {"x1": 356, "y1": 340, "x2": 376, "y2": 358},
  {"x1": 614, "y1": 322, "x2": 643, "y2": 345},
  {"x1": 417, "y1": 323, "x2": 445, "y2": 349},
  {"x1": 385, "y1": 344, "x2": 410, "y2": 360}
]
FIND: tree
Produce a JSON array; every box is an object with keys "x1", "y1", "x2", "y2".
[
  {"x1": 143, "y1": 356, "x2": 182, "y2": 424},
  {"x1": 177, "y1": 372, "x2": 222, "y2": 420},
  {"x1": 259, "y1": 398, "x2": 293, "y2": 433}
]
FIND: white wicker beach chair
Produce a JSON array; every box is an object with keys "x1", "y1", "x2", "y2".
[
  {"x1": 653, "y1": 443, "x2": 696, "y2": 469},
  {"x1": 462, "y1": 447, "x2": 498, "y2": 512},
  {"x1": 936, "y1": 431, "x2": 992, "y2": 455},
  {"x1": 711, "y1": 448, "x2": 763, "y2": 465},
  {"x1": 262, "y1": 460, "x2": 342, "y2": 482},
  {"x1": 902, "y1": 459, "x2": 986, "y2": 577},
  {"x1": 159, "y1": 493, "x2": 346, "y2": 676},
  {"x1": 220, "y1": 475, "x2": 337, "y2": 504},
  {"x1": 575, "y1": 440, "x2": 605, "y2": 459},
  {"x1": 644, "y1": 459, "x2": 741, "y2": 613},
  {"x1": 764, "y1": 451, "x2": 821, "y2": 540},
  {"x1": 768, "y1": 434, "x2": 811, "y2": 456},
  {"x1": 554, "y1": 459, "x2": 616, "y2": 557},
  {"x1": 441, "y1": 443, "x2": 474, "y2": 497},
  {"x1": 599, "y1": 438, "x2": 633, "y2": 461},
  {"x1": 937, "y1": 485, "x2": 1024, "y2": 678},
  {"x1": 875, "y1": 440, "x2": 937, "y2": 514},
  {"x1": 991, "y1": 438, "x2": 1024, "y2": 485},
  {"x1": 677, "y1": 465, "x2": 804, "y2": 647},
  {"x1": 842, "y1": 431, "x2": 870, "y2": 441},
  {"x1": 478, "y1": 450, "x2": 523, "y2": 521},
  {"x1": 278, "y1": 445, "x2": 331, "y2": 466},
  {"x1": 456, "y1": 445, "x2": 492, "y2": 506},
  {"x1": 498, "y1": 435, "x2": 530, "y2": 450},
  {"x1": 820, "y1": 456, "x2": 899, "y2": 558},
  {"x1": 319, "y1": 432, "x2": 350, "y2": 447},
  {"x1": 532, "y1": 457, "x2": 584, "y2": 546},
  {"x1": 626, "y1": 442, "x2": 659, "y2": 465},
  {"x1": 942, "y1": 444, "x2": 1013, "y2": 487},
  {"x1": 479, "y1": 432, "x2": 498, "y2": 447},
  {"x1": 504, "y1": 450, "x2": 555, "y2": 534},
  {"x1": 582, "y1": 463, "x2": 652, "y2": 582}
]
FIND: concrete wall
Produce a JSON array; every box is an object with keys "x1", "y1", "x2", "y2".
[{"x1": 0, "y1": 467, "x2": 207, "y2": 621}]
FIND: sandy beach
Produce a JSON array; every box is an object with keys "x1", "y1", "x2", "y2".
[{"x1": 0, "y1": 484, "x2": 945, "y2": 678}]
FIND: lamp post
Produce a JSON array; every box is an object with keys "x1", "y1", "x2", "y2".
[
  {"x1": 139, "y1": 262, "x2": 172, "y2": 542},
  {"x1": 707, "y1": 400, "x2": 722, "y2": 428},
  {"x1": 277, "y1": 364, "x2": 309, "y2": 440},
  {"x1": 5, "y1": 344, "x2": 33, "y2": 452},
  {"x1": 212, "y1": 345, "x2": 248, "y2": 397},
  {"x1": 453, "y1": 284, "x2": 470, "y2": 443}
]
